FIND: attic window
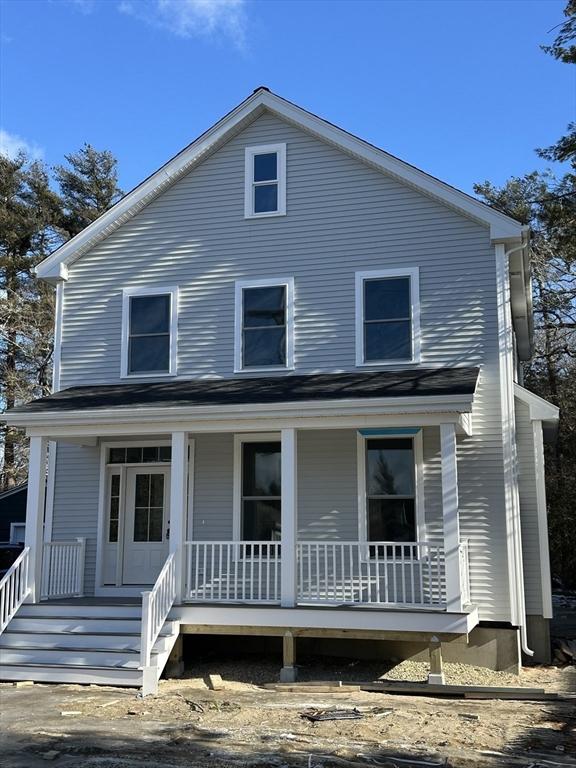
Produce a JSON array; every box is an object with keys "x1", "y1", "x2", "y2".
[{"x1": 244, "y1": 143, "x2": 286, "y2": 218}]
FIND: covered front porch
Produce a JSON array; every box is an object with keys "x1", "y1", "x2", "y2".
[{"x1": 3, "y1": 368, "x2": 480, "y2": 635}]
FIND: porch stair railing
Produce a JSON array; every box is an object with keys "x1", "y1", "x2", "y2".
[
  {"x1": 140, "y1": 550, "x2": 178, "y2": 694},
  {"x1": 0, "y1": 547, "x2": 30, "y2": 635},
  {"x1": 41, "y1": 539, "x2": 86, "y2": 600}
]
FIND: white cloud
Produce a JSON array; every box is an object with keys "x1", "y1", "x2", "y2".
[
  {"x1": 119, "y1": 0, "x2": 247, "y2": 49},
  {"x1": 0, "y1": 129, "x2": 44, "y2": 160}
]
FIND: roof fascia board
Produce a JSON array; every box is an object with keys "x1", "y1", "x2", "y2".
[
  {"x1": 5, "y1": 392, "x2": 475, "y2": 429},
  {"x1": 23, "y1": 411, "x2": 472, "y2": 439},
  {"x1": 36, "y1": 91, "x2": 523, "y2": 281},
  {"x1": 514, "y1": 383, "x2": 559, "y2": 422},
  {"x1": 35, "y1": 93, "x2": 267, "y2": 281}
]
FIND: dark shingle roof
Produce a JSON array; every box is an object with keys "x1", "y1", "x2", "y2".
[{"x1": 9, "y1": 368, "x2": 479, "y2": 416}]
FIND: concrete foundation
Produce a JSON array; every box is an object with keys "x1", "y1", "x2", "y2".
[{"x1": 525, "y1": 615, "x2": 551, "y2": 664}]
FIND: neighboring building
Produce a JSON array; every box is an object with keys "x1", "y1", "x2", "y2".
[
  {"x1": 0, "y1": 484, "x2": 27, "y2": 544},
  {"x1": 0, "y1": 88, "x2": 558, "y2": 693}
]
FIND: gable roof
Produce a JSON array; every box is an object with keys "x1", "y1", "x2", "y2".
[{"x1": 35, "y1": 87, "x2": 526, "y2": 283}]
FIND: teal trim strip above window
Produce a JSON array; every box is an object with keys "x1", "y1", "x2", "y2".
[{"x1": 358, "y1": 428, "x2": 421, "y2": 436}]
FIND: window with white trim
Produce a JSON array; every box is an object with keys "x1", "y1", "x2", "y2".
[
  {"x1": 121, "y1": 287, "x2": 178, "y2": 377},
  {"x1": 244, "y1": 143, "x2": 286, "y2": 217},
  {"x1": 355, "y1": 268, "x2": 420, "y2": 365},
  {"x1": 365, "y1": 438, "x2": 416, "y2": 543},
  {"x1": 234, "y1": 278, "x2": 294, "y2": 371},
  {"x1": 241, "y1": 440, "x2": 282, "y2": 541}
]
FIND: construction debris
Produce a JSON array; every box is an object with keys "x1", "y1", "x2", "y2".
[
  {"x1": 206, "y1": 673, "x2": 226, "y2": 690},
  {"x1": 301, "y1": 707, "x2": 364, "y2": 722}
]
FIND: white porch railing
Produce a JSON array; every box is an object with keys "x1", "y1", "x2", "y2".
[
  {"x1": 41, "y1": 539, "x2": 86, "y2": 600},
  {"x1": 298, "y1": 541, "x2": 445, "y2": 607},
  {"x1": 140, "y1": 551, "x2": 177, "y2": 669},
  {"x1": 0, "y1": 547, "x2": 30, "y2": 634},
  {"x1": 184, "y1": 541, "x2": 281, "y2": 603},
  {"x1": 459, "y1": 539, "x2": 471, "y2": 606}
]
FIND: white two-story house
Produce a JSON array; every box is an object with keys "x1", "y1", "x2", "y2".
[{"x1": 0, "y1": 88, "x2": 558, "y2": 694}]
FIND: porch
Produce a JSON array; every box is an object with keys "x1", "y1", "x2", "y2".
[{"x1": 40, "y1": 537, "x2": 470, "y2": 611}]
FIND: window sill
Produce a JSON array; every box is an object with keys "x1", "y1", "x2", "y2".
[
  {"x1": 120, "y1": 372, "x2": 178, "y2": 379},
  {"x1": 355, "y1": 359, "x2": 421, "y2": 368},
  {"x1": 244, "y1": 210, "x2": 287, "y2": 219},
  {"x1": 234, "y1": 366, "x2": 295, "y2": 375}
]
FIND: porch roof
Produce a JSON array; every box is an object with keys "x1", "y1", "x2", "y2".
[{"x1": 9, "y1": 367, "x2": 479, "y2": 416}]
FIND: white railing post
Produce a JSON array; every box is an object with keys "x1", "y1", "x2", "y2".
[
  {"x1": 25, "y1": 436, "x2": 48, "y2": 603},
  {"x1": 281, "y1": 428, "x2": 297, "y2": 608},
  {"x1": 140, "y1": 590, "x2": 153, "y2": 668},
  {"x1": 440, "y1": 423, "x2": 463, "y2": 612},
  {"x1": 170, "y1": 431, "x2": 188, "y2": 604},
  {"x1": 76, "y1": 538, "x2": 86, "y2": 597}
]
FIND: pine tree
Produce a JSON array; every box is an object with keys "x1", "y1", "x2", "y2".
[
  {"x1": 54, "y1": 144, "x2": 123, "y2": 239},
  {"x1": 0, "y1": 155, "x2": 61, "y2": 488},
  {"x1": 0, "y1": 146, "x2": 123, "y2": 490}
]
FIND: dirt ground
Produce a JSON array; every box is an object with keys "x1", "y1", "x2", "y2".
[{"x1": 1, "y1": 658, "x2": 575, "y2": 768}]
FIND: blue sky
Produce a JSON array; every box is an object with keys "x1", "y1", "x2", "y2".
[{"x1": 0, "y1": 0, "x2": 573, "y2": 196}]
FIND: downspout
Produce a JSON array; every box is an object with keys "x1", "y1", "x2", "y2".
[{"x1": 504, "y1": 238, "x2": 533, "y2": 656}]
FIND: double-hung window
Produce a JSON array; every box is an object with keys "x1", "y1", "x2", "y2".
[
  {"x1": 355, "y1": 268, "x2": 420, "y2": 365},
  {"x1": 121, "y1": 287, "x2": 178, "y2": 377},
  {"x1": 240, "y1": 440, "x2": 282, "y2": 542},
  {"x1": 358, "y1": 432, "x2": 423, "y2": 543},
  {"x1": 244, "y1": 143, "x2": 286, "y2": 217},
  {"x1": 235, "y1": 278, "x2": 294, "y2": 371}
]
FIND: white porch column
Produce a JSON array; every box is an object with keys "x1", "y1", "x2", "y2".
[
  {"x1": 440, "y1": 423, "x2": 463, "y2": 612},
  {"x1": 24, "y1": 436, "x2": 48, "y2": 602},
  {"x1": 281, "y1": 428, "x2": 297, "y2": 607},
  {"x1": 170, "y1": 431, "x2": 188, "y2": 603}
]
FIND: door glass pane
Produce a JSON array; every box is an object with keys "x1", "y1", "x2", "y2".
[
  {"x1": 134, "y1": 508, "x2": 149, "y2": 542},
  {"x1": 130, "y1": 295, "x2": 170, "y2": 335},
  {"x1": 368, "y1": 498, "x2": 416, "y2": 542},
  {"x1": 254, "y1": 184, "x2": 278, "y2": 213},
  {"x1": 364, "y1": 320, "x2": 411, "y2": 361},
  {"x1": 149, "y1": 474, "x2": 165, "y2": 507},
  {"x1": 243, "y1": 443, "x2": 281, "y2": 497},
  {"x1": 135, "y1": 474, "x2": 150, "y2": 506},
  {"x1": 254, "y1": 152, "x2": 277, "y2": 182},
  {"x1": 148, "y1": 508, "x2": 164, "y2": 542},
  {"x1": 364, "y1": 277, "x2": 410, "y2": 321},
  {"x1": 366, "y1": 439, "x2": 414, "y2": 496},
  {"x1": 243, "y1": 286, "x2": 285, "y2": 327},
  {"x1": 243, "y1": 327, "x2": 286, "y2": 367},
  {"x1": 242, "y1": 500, "x2": 281, "y2": 540}
]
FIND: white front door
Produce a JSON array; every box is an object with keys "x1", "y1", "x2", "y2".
[{"x1": 122, "y1": 467, "x2": 170, "y2": 585}]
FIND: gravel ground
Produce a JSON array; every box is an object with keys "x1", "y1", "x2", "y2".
[
  {"x1": 177, "y1": 652, "x2": 557, "y2": 689},
  {"x1": 1, "y1": 666, "x2": 575, "y2": 768}
]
